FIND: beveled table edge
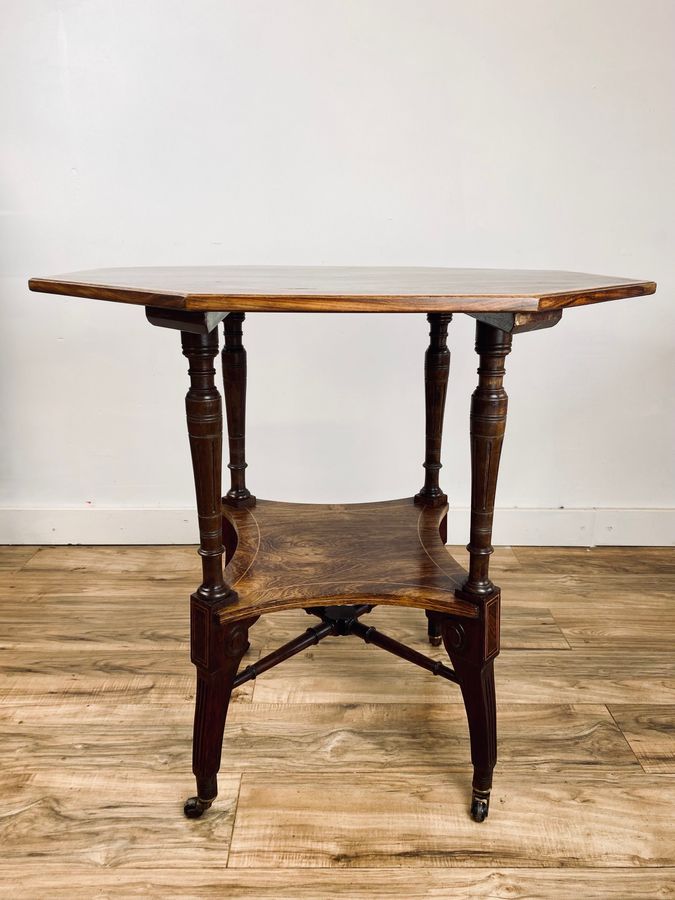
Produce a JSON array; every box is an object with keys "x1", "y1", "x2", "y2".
[{"x1": 28, "y1": 270, "x2": 656, "y2": 314}]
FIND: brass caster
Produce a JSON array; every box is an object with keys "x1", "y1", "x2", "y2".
[
  {"x1": 470, "y1": 790, "x2": 490, "y2": 823},
  {"x1": 428, "y1": 634, "x2": 442, "y2": 647},
  {"x1": 184, "y1": 796, "x2": 213, "y2": 819}
]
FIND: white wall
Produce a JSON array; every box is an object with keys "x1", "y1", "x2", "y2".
[{"x1": 1, "y1": 0, "x2": 673, "y2": 546}]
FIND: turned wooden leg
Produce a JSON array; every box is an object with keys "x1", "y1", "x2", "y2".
[
  {"x1": 459, "y1": 320, "x2": 512, "y2": 598},
  {"x1": 181, "y1": 329, "x2": 232, "y2": 602},
  {"x1": 181, "y1": 329, "x2": 240, "y2": 817},
  {"x1": 441, "y1": 597, "x2": 500, "y2": 822},
  {"x1": 446, "y1": 321, "x2": 510, "y2": 820},
  {"x1": 415, "y1": 312, "x2": 452, "y2": 508},
  {"x1": 416, "y1": 314, "x2": 452, "y2": 645},
  {"x1": 222, "y1": 312, "x2": 255, "y2": 508},
  {"x1": 185, "y1": 607, "x2": 254, "y2": 818}
]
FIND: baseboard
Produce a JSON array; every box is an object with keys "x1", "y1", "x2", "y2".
[{"x1": 0, "y1": 506, "x2": 672, "y2": 547}]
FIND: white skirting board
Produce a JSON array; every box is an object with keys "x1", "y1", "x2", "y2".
[{"x1": 0, "y1": 507, "x2": 673, "y2": 547}]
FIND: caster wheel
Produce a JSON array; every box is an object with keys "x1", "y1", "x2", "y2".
[
  {"x1": 184, "y1": 796, "x2": 213, "y2": 819},
  {"x1": 428, "y1": 634, "x2": 442, "y2": 647},
  {"x1": 470, "y1": 794, "x2": 490, "y2": 823}
]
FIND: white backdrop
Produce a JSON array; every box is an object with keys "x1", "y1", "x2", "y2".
[{"x1": 1, "y1": 0, "x2": 673, "y2": 545}]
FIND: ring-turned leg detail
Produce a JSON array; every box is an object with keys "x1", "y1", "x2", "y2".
[
  {"x1": 181, "y1": 329, "x2": 232, "y2": 602},
  {"x1": 459, "y1": 321, "x2": 512, "y2": 599},
  {"x1": 222, "y1": 312, "x2": 255, "y2": 508},
  {"x1": 441, "y1": 594, "x2": 500, "y2": 822},
  {"x1": 416, "y1": 313, "x2": 452, "y2": 643},
  {"x1": 415, "y1": 313, "x2": 452, "y2": 508}
]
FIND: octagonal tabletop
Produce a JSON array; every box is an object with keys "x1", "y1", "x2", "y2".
[{"x1": 28, "y1": 266, "x2": 655, "y2": 313}]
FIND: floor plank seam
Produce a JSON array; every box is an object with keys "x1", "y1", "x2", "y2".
[
  {"x1": 225, "y1": 774, "x2": 245, "y2": 868},
  {"x1": 605, "y1": 703, "x2": 639, "y2": 759}
]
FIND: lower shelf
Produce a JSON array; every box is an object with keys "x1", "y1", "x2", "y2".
[{"x1": 218, "y1": 497, "x2": 478, "y2": 623}]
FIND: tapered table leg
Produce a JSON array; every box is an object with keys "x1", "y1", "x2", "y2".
[
  {"x1": 186, "y1": 606, "x2": 255, "y2": 818},
  {"x1": 180, "y1": 329, "x2": 246, "y2": 818},
  {"x1": 415, "y1": 312, "x2": 452, "y2": 508},
  {"x1": 461, "y1": 321, "x2": 512, "y2": 599},
  {"x1": 222, "y1": 312, "x2": 255, "y2": 509},
  {"x1": 415, "y1": 313, "x2": 452, "y2": 647},
  {"x1": 440, "y1": 600, "x2": 500, "y2": 822},
  {"x1": 450, "y1": 320, "x2": 512, "y2": 821}
]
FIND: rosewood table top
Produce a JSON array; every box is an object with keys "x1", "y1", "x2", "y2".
[{"x1": 29, "y1": 265, "x2": 655, "y2": 314}]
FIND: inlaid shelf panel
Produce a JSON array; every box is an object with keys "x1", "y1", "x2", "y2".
[{"x1": 219, "y1": 498, "x2": 478, "y2": 624}]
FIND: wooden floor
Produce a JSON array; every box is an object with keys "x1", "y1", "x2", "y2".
[{"x1": 1, "y1": 544, "x2": 674, "y2": 899}]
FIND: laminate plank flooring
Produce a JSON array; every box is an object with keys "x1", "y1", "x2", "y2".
[
  {"x1": 0, "y1": 866, "x2": 670, "y2": 898},
  {"x1": 228, "y1": 772, "x2": 675, "y2": 868},
  {"x1": 608, "y1": 705, "x2": 675, "y2": 774},
  {"x1": 251, "y1": 645, "x2": 675, "y2": 704},
  {"x1": 0, "y1": 543, "x2": 673, "y2": 898}
]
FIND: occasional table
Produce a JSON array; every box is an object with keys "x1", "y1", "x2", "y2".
[{"x1": 29, "y1": 266, "x2": 655, "y2": 823}]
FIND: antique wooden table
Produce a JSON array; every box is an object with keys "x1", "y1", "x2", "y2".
[{"x1": 29, "y1": 266, "x2": 655, "y2": 823}]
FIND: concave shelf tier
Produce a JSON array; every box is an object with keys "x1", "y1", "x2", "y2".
[{"x1": 218, "y1": 497, "x2": 479, "y2": 624}]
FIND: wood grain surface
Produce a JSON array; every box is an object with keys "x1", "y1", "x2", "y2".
[
  {"x1": 219, "y1": 498, "x2": 476, "y2": 622},
  {"x1": 608, "y1": 705, "x2": 675, "y2": 774},
  {"x1": 228, "y1": 772, "x2": 675, "y2": 868},
  {"x1": 0, "y1": 866, "x2": 670, "y2": 899},
  {"x1": 1, "y1": 544, "x2": 673, "y2": 898},
  {"x1": 28, "y1": 265, "x2": 656, "y2": 313}
]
